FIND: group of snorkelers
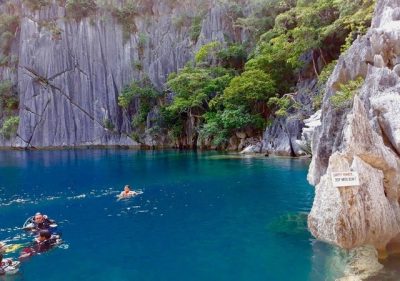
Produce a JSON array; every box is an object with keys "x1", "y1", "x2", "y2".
[
  {"x1": 1, "y1": 185, "x2": 138, "y2": 275},
  {"x1": 0, "y1": 212, "x2": 61, "y2": 275}
]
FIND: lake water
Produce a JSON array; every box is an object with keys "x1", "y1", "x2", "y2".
[{"x1": 0, "y1": 150, "x2": 340, "y2": 281}]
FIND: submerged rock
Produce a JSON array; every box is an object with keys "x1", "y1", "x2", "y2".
[{"x1": 268, "y1": 212, "x2": 309, "y2": 236}]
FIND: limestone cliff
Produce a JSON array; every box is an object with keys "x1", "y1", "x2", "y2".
[
  {"x1": 308, "y1": 0, "x2": 400, "y2": 267},
  {"x1": 0, "y1": 0, "x2": 248, "y2": 148}
]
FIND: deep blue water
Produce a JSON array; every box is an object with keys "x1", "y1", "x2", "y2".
[{"x1": 0, "y1": 150, "x2": 337, "y2": 281}]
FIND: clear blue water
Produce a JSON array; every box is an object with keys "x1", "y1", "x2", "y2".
[{"x1": 0, "y1": 150, "x2": 335, "y2": 281}]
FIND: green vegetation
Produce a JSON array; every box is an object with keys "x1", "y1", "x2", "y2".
[
  {"x1": 313, "y1": 60, "x2": 337, "y2": 109},
  {"x1": 65, "y1": 0, "x2": 97, "y2": 20},
  {"x1": 23, "y1": 0, "x2": 50, "y2": 11},
  {"x1": 118, "y1": 78, "x2": 160, "y2": 137},
  {"x1": 0, "y1": 15, "x2": 19, "y2": 60},
  {"x1": 200, "y1": 107, "x2": 265, "y2": 147},
  {"x1": 268, "y1": 95, "x2": 300, "y2": 117},
  {"x1": 103, "y1": 118, "x2": 115, "y2": 131},
  {"x1": 195, "y1": 41, "x2": 221, "y2": 64},
  {"x1": 39, "y1": 21, "x2": 62, "y2": 40},
  {"x1": 189, "y1": 16, "x2": 203, "y2": 42},
  {"x1": 112, "y1": 2, "x2": 139, "y2": 40},
  {"x1": 0, "y1": 80, "x2": 18, "y2": 114},
  {"x1": 159, "y1": 0, "x2": 374, "y2": 147},
  {"x1": 0, "y1": 116, "x2": 19, "y2": 139},
  {"x1": 330, "y1": 77, "x2": 364, "y2": 109},
  {"x1": 217, "y1": 43, "x2": 247, "y2": 70}
]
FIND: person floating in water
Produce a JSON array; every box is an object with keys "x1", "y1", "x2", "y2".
[
  {"x1": 0, "y1": 242, "x2": 20, "y2": 275},
  {"x1": 23, "y1": 212, "x2": 57, "y2": 233},
  {"x1": 118, "y1": 185, "x2": 139, "y2": 200},
  {"x1": 19, "y1": 230, "x2": 61, "y2": 260}
]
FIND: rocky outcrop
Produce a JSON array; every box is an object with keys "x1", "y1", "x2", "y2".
[
  {"x1": 0, "y1": 0, "x2": 247, "y2": 148},
  {"x1": 308, "y1": 0, "x2": 400, "y2": 274}
]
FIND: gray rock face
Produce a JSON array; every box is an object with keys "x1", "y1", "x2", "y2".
[
  {"x1": 308, "y1": 0, "x2": 400, "y2": 267},
  {"x1": 0, "y1": 0, "x2": 247, "y2": 148},
  {"x1": 261, "y1": 77, "x2": 318, "y2": 157}
]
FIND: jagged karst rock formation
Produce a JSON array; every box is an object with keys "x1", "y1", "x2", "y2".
[
  {"x1": 308, "y1": 0, "x2": 400, "y2": 272},
  {"x1": 0, "y1": 0, "x2": 249, "y2": 148},
  {"x1": 0, "y1": 0, "x2": 325, "y2": 152}
]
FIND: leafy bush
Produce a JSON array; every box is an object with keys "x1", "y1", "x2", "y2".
[
  {"x1": 23, "y1": 0, "x2": 50, "y2": 11},
  {"x1": 103, "y1": 118, "x2": 115, "y2": 131},
  {"x1": 66, "y1": 0, "x2": 97, "y2": 21},
  {"x1": 172, "y1": 14, "x2": 190, "y2": 29},
  {"x1": 223, "y1": 69, "x2": 276, "y2": 108},
  {"x1": 217, "y1": 44, "x2": 247, "y2": 70},
  {"x1": 133, "y1": 61, "x2": 143, "y2": 71},
  {"x1": 0, "y1": 116, "x2": 19, "y2": 139},
  {"x1": 0, "y1": 80, "x2": 18, "y2": 113},
  {"x1": 0, "y1": 15, "x2": 19, "y2": 56},
  {"x1": 118, "y1": 78, "x2": 159, "y2": 110},
  {"x1": 195, "y1": 41, "x2": 221, "y2": 64},
  {"x1": 112, "y1": 2, "x2": 139, "y2": 40},
  {"x1": 311, "y1": 60, "x2": 337, "y2": 109},
  {"x1": 167, "y1": 66, "x2": 233, "y2": 115},
  {"x1": 189, "y1": 16, "x2": 203, "y2": 42},
  {"x1": 330, "y1": 77, "x2": 364, "y2": 109},
  {"x1": 39, "y1": 21, "x2": 62, "y2": 40},
  {"x1": 268, "y1": 95, "x2": 300, "y2": 117},
  {"x1": 199, "y1": 107, "x2": 265, "y2": 146}
]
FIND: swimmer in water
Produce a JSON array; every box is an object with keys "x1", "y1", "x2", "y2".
[
  {"x1": 19, "y1": 230, "x2": 61, "y2": 260},
  {"x1": 118, "y1": 185, "x2": 138, "y2": 200},
  {"x1": 0, "y1": 242, "x2": 19, "y2": 275},
  {"x1": 24, "y1": 212, "x2": 57, "y2": 233}
]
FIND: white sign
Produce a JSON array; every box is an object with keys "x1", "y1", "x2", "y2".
[{"x1": 331, "y1": 172, "x2": 360, "y2": 187}]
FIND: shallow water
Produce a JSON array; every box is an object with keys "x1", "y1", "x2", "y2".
[{"x1": 0, "y1": 149, "x2": 337, "y2": 281}]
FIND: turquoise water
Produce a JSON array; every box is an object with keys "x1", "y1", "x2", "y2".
[{"x1": 0, "y1": 150, "x2": 334, "y2": 281}]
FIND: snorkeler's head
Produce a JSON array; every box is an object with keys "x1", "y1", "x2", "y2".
[
  {"x1": 34, "y1": 213, "x2": 44, "y2": 223},
  {"x1": 39, "y1": 230, "x2": 51, "y2": 241},
  {"x1": 124, "y1": 185, "x2": 131, "y2": 192}
]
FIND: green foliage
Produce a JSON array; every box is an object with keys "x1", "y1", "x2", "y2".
[
  {"x1": 118, "y1": 78, "x2": 159, "y2": 110},
  {"x1": 167, "y1": 66, "x2": 234, "y2": 114},
  {"x1": 318, "y1": 60, "x2": 337, "y2": 87},
  {"x1": 118, "y1": 78, "x2": 159, "y2": 137},
  {"x1": 234, "y1": 0, "x2": 294, "y2": 41},
  {"x1": 223, "y1": 69, "x2": 276, "y2": 107},
  {"x1": 112, "y1": 3, "x2": 138, "y2": 40},
  {"x1": 268, "y1": 95, "x2": 300, "y2": 117},
  {"x1": 159, "y1": 107, "x2": 184, "y2": 139},
  {"x1": 0, "y1": 15, "x2": 19, "y2": 56},
  {"x1": 172, "y1": 14, "x2": 190, "y2": 29},
  {"x1": 217, "y1": 44, "x2": 247, "y2": 70},
  {"x1": 66, "y1": 0, "x2": 97, "y2": 21},
  {"x1": 0, "y1": 80, "x2": 18, "y2": 114},
  {"x1": 0, "y1": 116, "x2": 19, "y2": 139},
  {"x1": 330, "y1": 77, "x2": 364, "y2": 109},
  {"x1": 245, "y1": 0, "x2": 374, "y2": 94},
  {"x1": 39, "y1": 20, "x2": 62, "y2": 40},
  {"x1": 133, "y1": 61, "x2": 143, "y2": 71},
  {"x1": 200, "y1": 107, "x2": 265, "y2": 146},
  {"x1": 195, "y1": 41, "x2": 221, "y2": 64},
  {"x1": 312, "y1": 93, "x2": 323, "y2": 110},
  {"x1": 312, "y1": 60, "x2": 337, "y2": 109},
  {"x1": 23, "y1": 0, "x2": 50, "y2": 11},
  {"x1": 189, "y1": 16, "x2": 203, "y2": 42},
  {"x1": 103, "y1": 118, "x2": 115, "y2": 131}
]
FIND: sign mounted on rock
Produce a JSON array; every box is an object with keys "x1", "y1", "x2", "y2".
[{"x1": 331, "y1": 172, "x2": 360, "y2": 187}]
